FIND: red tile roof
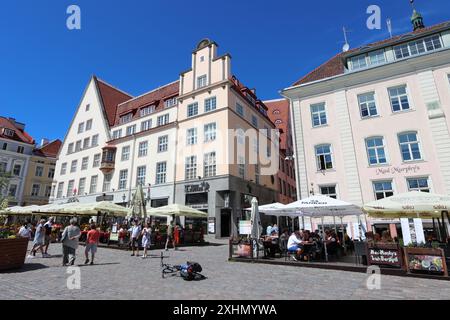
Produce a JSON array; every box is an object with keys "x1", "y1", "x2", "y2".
[
  {"x1": 114, "y1": 81, "x2": 179, "y2": 126},
  {"x1": 265, "y1": 99, "x2": 289, "y2": 150},
  {"x1": 33, "y1": 139, "x2": 62, "y2": 158},
  {"x1": 0, "y1": 117, "x2": 35, "y2": 145},
  {"x1": 94, "y1": 77, "x2": 133, "y2": 127},
  {"x1": 292, "y1": 21, "x2": 450, "y2": 86}
]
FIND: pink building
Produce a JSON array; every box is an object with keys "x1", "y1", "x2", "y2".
[{"x1": 282, "y1": 12, "x2": 450, "y2": 232}]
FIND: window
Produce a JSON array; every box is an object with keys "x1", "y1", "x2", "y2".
[
  {"x1": 373, "y1": 181, "x2": 394, "y2": 200},
  {"x1": 204, "y1": 152, "x2": 217, "y2": 178},
  {"x1": 8, "y1": 184, "x2": 17, "y2": 197},
  {"x1": 187, "y1": 128, "x2": 197, "y2": 145},
  {"x1": 81, "y1": 157, "x2": 89, "y2": 170},
  {"x1": 93, "y1": 154, "x2": 101, "y2": 167},
  {"x1": 251, "y1": 115, "x2": 258, "y2": 127},
  {"x1": 91, "y1": 135, "x2": 99, "y2": 147},
  {"x1": 48, "y1": 168, "x2": 55, "y2": 179},
  {"x1": 13, "y1": 164, "x2": 21, "y2": 176},
  {"x1": 67, "y1": 180, "x2": 75, "y2": 197},
  {"x1": 89, "y1": 176, "x2": 98, "y2": 194},
  {"x1": 238, "y1": 156, "x2": 245, "y2": 179},
  {"x1": 57, "y1": 182, "x2": 64, "y2": 198},
  {"x1": 204, "y1": 123, "x2": 217, "y2": 142},
  {"x1": 120, "y1": 113, "x2": 133, "y2": 124},
  {"x1": 156, "y1": 162, "x2": 167, "y2": 184},
  {"x1": 164, "y1": 97, "x2": 177, "y2": 109},
  {"x1": 368, "y1": 50, "x2": 386, "y2": 66},
  {"x1": 141, "y1": 119, "x2": 152, "y2": 132},
  {"x1": 2, "y1": 143, "x2": 7, "y2": 151},
  {"x1": 157, "y1": 114, "x2": 169, "y2": 126},
  {"x1": 69, "y1": 160, "x2": 77, "y2": 173},
  {"x1": 394, "y1": 35, "x2": 442, "y2": 59},
  {"x1": 407, "y1": 177, "x2": 430, "y2": 192},
  {"x1": 205, "y1": 97, "x2": 216, "y2": 112},
  {"x1": 398, "y1": 132, "x2": 421, "y2": 161},
  {"x1": 255, "y1": 164, "x2": 260, "y2": 185},
  {"x1": 121, "y1": 146, "x2": 130, "y2": 161},
  {"x1": 350, "y1": 55, "x2": 367, "y2": 70},
  {"x1": 126, "y1": 125, "x2": 136, "y2": 136},
  {"x1": 102, "y1": 174, "x2": 112, "y2": 192},
  {"x1": 118, "y1": 170, "x2": 128, "y2": 190},
  {"x1": 158, "y1": 136, "x2": 168, "y2": 152},
  {"x1": 83, "y1": 137, "x2": 90, "y2": 149},
  {"x1": 185, "y1": 156, "x2": 197, "y2": 180},
  {"x1": 320, "y1": 185, "x2": 337, "y2": 199},
  {"x1": 136, "y1": 166, "x2": 146, "y2": 186},
  {"x1": 45, "y1": 185, "x2": 52, "y2": 197},
  {"x1": 138, "y1": 141, "x2": 148, "y2": 157},
  {"x1": 86, "y1": 119, "x2": 93, "y2": 131},
  {"x1": 35, "y1": 166, "x2": 44, "y2": 177},
  {"x1": 310, "y1": 103, "x2": 327, "y2": 127},
  {"x1": 358, "y1": 92, "x2": 378, "y2": 118},
  {"x1": 315, "y1": 144, "x2": 333, "y2": 170},
  {"x1": 78, "y1": 178, "x2": 86, "y2": 195},
  {"x1": 187, "y1": 103, "x2": 199, "y2": 117},
  {"x1": 112, "y1": 129, "x2": 122, "y2": 139},
  {"x1": 236, "y1": 128, "x2": 245, "y2": 145},
  {"x1": 61, "y1": 163, "x2": 67, "y2": 175},
  {"x1": 389, "y1": 86, "x2": 410, "y2": 112},
  {"x1": 236, "y1": 103, "x2": 244, "y2": 117},
  {"x1": 17, "y1": 146, "x2": 24, "y2": 154},
  {"x1": 78, "y1": 122, "x2": 85, "y2": 134},
  {"x1": 197, "y1": 75, "x2": 207, "y2": 89},
  {"x1": 366, "y1": 137, "x2": 387, "y2": 165},
  {"x1": 3, "y1": 128, "x2": 14, "y2": 137},
  {"x1": 68, "y1": 143, "x2": 74, "y2": 154},
  {"x1": 86, "y1": 104, "x2": 90, "y2": 111},
  {"x1": 253, "y1": 138, "x2": 259, "y2": 153},
  {"x1": 75, "y1": 140, "x2": 82, "y2": 152},
  {"x1": 31, "y1": 184, "x2": 40, "y2": 197},
  {"x1": 140, "y1": 105, "x2": 155, "y2": 117}
]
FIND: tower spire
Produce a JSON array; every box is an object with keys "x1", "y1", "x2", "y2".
[{"x1": 410, "y1": 0, "x2": 425, "y2": 31}]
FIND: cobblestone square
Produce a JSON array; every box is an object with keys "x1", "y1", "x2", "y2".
[{"x1": 0, "y1": 238, "x2": 449, "y2": 300}]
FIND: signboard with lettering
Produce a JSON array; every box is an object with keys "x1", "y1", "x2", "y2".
[
  {"x1": 185, "y1": 183, "x2": 210, "y2": 194},
  {"x1": 404, "y1": 247, "x2": 448, "y2": 276},
  {"x1": 239, "y1": 220, "x2": 252, "y2": 235},
  {"x1": 375, "y1": 164, "x2": 421, "y2": 176},
  {"x1": 208, "y1": 217, "x2": 215, "y2": 234},
  {"x1": 367, "y1": 244, "x2": 403, "y2": 268}
]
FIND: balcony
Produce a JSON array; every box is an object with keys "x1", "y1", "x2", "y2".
[{"x1": 100, "y1": 145, "x2": 117, "y2": 174}]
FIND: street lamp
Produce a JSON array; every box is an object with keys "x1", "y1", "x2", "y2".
[{"x1": 122, "y1": 193, "x2": 126, "y2": 205}]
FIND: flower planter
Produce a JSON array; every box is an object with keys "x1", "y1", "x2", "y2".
[{"x1": 0, "y1": 238, "x2": 29, "y2": 271}]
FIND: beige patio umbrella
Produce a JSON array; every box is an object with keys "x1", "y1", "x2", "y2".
[
  {"x1": 4, "y1": 205, "x2": 41, "y2": 214},
  {"x1": 129, "y1": 184, "x2": 147, "y2": 220},
  {"x1": 146, "y1": 204, "x2": 207, "y2": 218},
  {"x1": 363, "y1": 191, "x2": 450, "y2": 219},
  {"x1": 36, "y1": 201, "x2": 130, "y2": 217}
]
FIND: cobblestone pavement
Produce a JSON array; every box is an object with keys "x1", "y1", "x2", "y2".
[{"x1": 1, "y1": 237, "x2": 449, "y2": 300}]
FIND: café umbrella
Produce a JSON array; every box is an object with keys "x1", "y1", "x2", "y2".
[
  {"x1": 146, "y1": 204, "x2": 207, "y2": 218},
  {"x1": 250, "y1": 197, "x2": 263, "y2": 258}
]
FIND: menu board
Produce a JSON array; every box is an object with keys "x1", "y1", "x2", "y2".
[
  {"x1": 367, "y1": 244, "x2": 403, "y2": 268},
  {"x1": 404, "y1": 248, "x2": 448, "y2": 276},
  {"x1": 239, "y1": 220, "x2": 252, "y2": 235}
]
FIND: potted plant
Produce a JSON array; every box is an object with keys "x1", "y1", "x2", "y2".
[{"x1": 0, "y1": 230, "x2": 29, "y2": 271}]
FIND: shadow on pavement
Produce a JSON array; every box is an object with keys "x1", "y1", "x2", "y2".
[
  {"x1": 77, "y1": 262, "x2": 121, "y2": 267},
  {"x1": 0, "y1": 263, "x2": 49, "y2": 274}
]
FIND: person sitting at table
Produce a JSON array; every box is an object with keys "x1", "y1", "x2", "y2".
[
  {"x1": 272, "y1": 224, "x2": 279, "y2": 235},
  {"x1": 270, "y1": 229, "x2": 278, "y2": 238},
  {"x1": 324, "y1": 230, "x2": 339, "y2": 256},
  {"x1": 266, "y1": 224, "x2": 273, "y2": 236},
  {"x1": 381, "y1": 230, "x2": 393, "y2": 243},
  {"x1": 374, "y1": 232, "x2": 382, "y2": 242},
  {"x1": 287, "y1": 230, "x2": 304, "y2": 261}
]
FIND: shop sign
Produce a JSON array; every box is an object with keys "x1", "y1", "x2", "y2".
[
  {"x1": 375, "y1": 164, "x2": 420, "y2": 176},
  {"x1": 239, "y1": 220, "x2": 252, "y2": 235},
  {"x1": 185, "y1": 183, "x2": 210, "y2": 194},
  {"x1": 367, "y1": 244, "x2": 403, "y2": 268},
  {"x1": 208, "y1": 217, "x2": 215, "y2": 234}
]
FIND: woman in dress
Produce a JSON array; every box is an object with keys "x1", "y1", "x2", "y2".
[{"x1": 141, "y1": 223, "x2": 152, "y2": 259}]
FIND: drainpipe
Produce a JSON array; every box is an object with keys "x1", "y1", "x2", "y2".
[{"x1": 128, "y1": 133, "x2": 138, "y2": 208}]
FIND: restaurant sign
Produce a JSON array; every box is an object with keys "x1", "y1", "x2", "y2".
[
  {"x1": 375, "y1": 164, "x2": 420, "y2": 176},
  {"x1": 367, "y1": 245, "x2": 403, "y2": 268},
  {"x1": 185, "y1": 183, "x2": 210, "y2": 194}
]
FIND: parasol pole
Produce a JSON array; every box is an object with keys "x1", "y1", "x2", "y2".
[
  {"x1": 321, "y1": 216, "x2": 328, "y2": 262},
  {"x1": 341, "y1": 216, "x2": 346, "y2": 253}
]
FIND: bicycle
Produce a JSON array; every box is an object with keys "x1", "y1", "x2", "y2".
[{"x1": 160, "y1": 251, "x2": 182, "y2": 278}]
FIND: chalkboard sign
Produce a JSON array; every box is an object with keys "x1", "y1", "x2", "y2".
[{"x1": 367, "y1": 244, "x2": 403, "y2": 268}]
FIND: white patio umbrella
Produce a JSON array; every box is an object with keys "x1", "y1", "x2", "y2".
[
  {"x1": 146, "y1": 204, "x2": 207, "y2": 218},
  {"x1": 36, "y1": 201, "x2": 130, "y2": 216},
  {"x1": 250, "y1": 197, "x2": 262, "y2": 239}
]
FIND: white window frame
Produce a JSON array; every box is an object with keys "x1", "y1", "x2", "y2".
[
  {"x1": 204, "y1": 152, "x2": 217, "y2": 178},
  {"x1": 204, "y1": 123, "x2": 217, "y2": 142},
  {"x1": 121, "y1": 146, "x2": 130, "y2": 161},
  {"x1": 118, "y1": 170, "x2": 128, "y2": 190},
  {"x1": 388, "y1": 85, "x2": 411, "y2": 113},
  {"x1": 81, "y1": 157, "x2": 89, "y2": 170},
  {"x1": 156, "y1": 162, "x2": 167, "y2": 185},
  {"x1": 365, "y1": 136, "x2": 388, "y2": 166},
  {"x1": 136, "y1": 166, "x2": 146, "y2": 186},
  {"x1": 310, "y1": 102, "x2": 327, "y2": 127},
  {"x1": 138, "y1": 141, "x2": 148, "y2": 157},
  {"x1": 187, "y1": 103, "x2": 199, "y2": 118},
  {"x1": 205, "y1": 97, "x2": 216, "y2": 112},
  {"x1": 315, "y1": 144, "x2": 333, "y2": 171},
  {"x1": 186, "y1": 128, "x2": 197, "y2": 145},
  {"x1": 358, "y1": 92, "x2": 378, "y2": 118},
  {"x1": 407, "y1": 176, "x2": 431, "y2": 192},
  {"x1": 398, "y1": 131, "x2": 422, "y2": 162},
  {"x1": 158, "y1": 135, "x2": 168, "y2": 153}
]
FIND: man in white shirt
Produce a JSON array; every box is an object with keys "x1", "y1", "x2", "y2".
[
  {"x1": 129, "y1": 220, "x2": 141, "y2": 257},
  {"x1": 266, "y1": 224, "x2": 273, "y2": 236},
  {"x1": 287, "y1": 231, "x2": 304, "y2": 261}
]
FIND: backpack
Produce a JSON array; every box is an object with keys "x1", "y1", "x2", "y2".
[{"x1": 180, "y1": 261, "x2": 203, "y2": 281}]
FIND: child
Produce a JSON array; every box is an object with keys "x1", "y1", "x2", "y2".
[
  {"x1": 141, "y1": 223, "x2": 152, "y2": 259},
  {"x1": 85, "y1": 224, "x2": 100, "y2": 265}
]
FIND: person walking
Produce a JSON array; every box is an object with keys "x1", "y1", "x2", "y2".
[
  {"x1": 165, "y1": 216, "x2": 176, "y2": 251},
  {"x1": 61, "y1": 218, "x2": 81, "y2": 266},
  {"x1": 28, "y1": 219, "x2": 48, "y2": 258},
  {"x1": 43, "y1": 217, "x2": 54, "y2": 255},
  {"x1": 141, "y1": 223, "x2": 152, "y2": 259},
  {"x1": 84, "y1": 224, "x2": 100, "y2": 265},
  {"x1": 129, "y1": 220, "x2": 141, "y2": 257}
]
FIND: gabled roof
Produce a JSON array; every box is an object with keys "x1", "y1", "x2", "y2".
[
  {"x1": 292, "y1": 20, "x2": 450, "y2": 86},
  {"x1": 33, "y1": 139, "x2": 62, "y2": 158},
  {"x1": 0, "y1": 116, "x2": 35, "y2": 145},
  {"x1": 264, "y1": 99, "x2": 289, "y2": 150},
  {"x1": 113, "y1": 81, "x2": 179, "y2": 127},
  {"x1": 93, "y1": 77, "x2": 133, "y2": 127}
]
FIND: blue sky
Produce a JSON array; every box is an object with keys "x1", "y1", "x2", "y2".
[{"x1": 1, "y1": 0, "x2": 449, "y2": 143}]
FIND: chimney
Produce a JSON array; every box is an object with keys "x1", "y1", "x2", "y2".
[{"x1": 40, "y1": 138, "x2": 50, "y2": 147}]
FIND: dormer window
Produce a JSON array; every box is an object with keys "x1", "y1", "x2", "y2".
[
  {"x1": 394, "y1": 34, "x2": 442, "y2": 60},
  {"x1": 120, "y1": 113, "x2": 133, "y2": 124},
  {"x1": 2, "y1": 128, "x2": 15, "y2": 137},
  {"x1": 164, "y1": 97, "x2": 177, "y2": 109},
  {"x1": 140, "y1": 105, "x2": 155, "y2": 117},
  {"x1": 349, "y1": 49, "x2": 385, "y2": 71},
  {"x1": 246, "y1": 93, "x2": 256, "y2": 106}
]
